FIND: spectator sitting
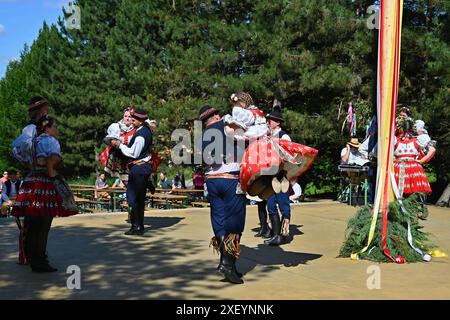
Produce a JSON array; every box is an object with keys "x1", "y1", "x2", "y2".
[
  {"x1": 112, "y1": 177, "x2": 126, "y2": 199},
  {"x1": 159, "y1": 172, "x2": 172, "y2": 191},
  {"x1": 95, "y1": 173, "x2": 111, "y2": 200},
  {"x1": 341, "y1": 138, "x2": 366, "y2": 165},
  {"x1": 1, "y1": 169, "x2": 20, "y2": 217},
  {"x1": 171, "y1": 174, "x2": 183, "y2": 193},
  {"x1": 0, "y1": 171, "x2": 8, "y2": 194},
  {"x1": 289, "y1": 181, "x2": 302, "y2": 203},
  {"x1": 112, "y1": 177, "x2": 125, "y2": 189}
]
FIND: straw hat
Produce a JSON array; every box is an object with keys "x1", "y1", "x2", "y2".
[{"x1": 347, "y1": 138, "x2": 361, "y2": 148}]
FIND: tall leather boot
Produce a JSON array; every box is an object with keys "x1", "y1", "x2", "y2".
[
  {"x1": 38, "y1": 217, "x2": 57, "y2": 272},
  {"x1": 29, "y1": 218, "x2": 56, "y2": 273},
  {"x1": 24, "y1": 224, "x2": 38, "y2": 270},
  {"x1": 216, "y1": 236, "x2": 242, "y2": 278},
  {"x1": 137, "y1": 202, "x2": 145, "y2": 233},
  {"x1": 217, "y1": 235, "x2": 244, "y2": 284},
  {"x1": 255, "y1": 202, "x2": 268, "y2": 237},
  {"x1": 125, "y1": 208, "x2": 140, "y2": 235},
  {"x1": 264, "y1": 214, "x2": 286, "y2": 246}
]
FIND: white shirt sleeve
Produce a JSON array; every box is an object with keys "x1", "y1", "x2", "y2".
[
  {"x1": 290, "y1": 183, "x2": 302, "y2": 202},
  {"x1": 119, "y1": 136, "x2": 145, "y2": 159},
  {"x1": 359, "y1": 139, "x2": 369, "y2": 157},
  {"x1": 417, "y1": 134, "x2": 431, "y2": 150},
  {"x1": 280, "y1": 134, "x2": 291, "y2": 142}
]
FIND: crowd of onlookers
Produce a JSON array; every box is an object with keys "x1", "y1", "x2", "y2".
[
  {"x1": 93, "y1": 166, "x2": 208, "y2": 202},
  {"x1": 94, "y1": 166, "x2": 304, "y2": 206},
  {"x1": 1, "y1": 165, "x2": 302, "y2": 215}
]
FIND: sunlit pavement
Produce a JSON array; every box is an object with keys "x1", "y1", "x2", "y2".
[{"x1": 1, "y1": 202, "x2": 449, "y2": 300}]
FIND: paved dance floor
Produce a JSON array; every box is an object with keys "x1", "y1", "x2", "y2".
[{"x1": 0, "y1": 202, "x2": 449, "y2": 299}]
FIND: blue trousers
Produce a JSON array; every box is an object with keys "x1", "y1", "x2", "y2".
[
  {"x1": 267, "y1": 192, "x2": 291, "y2": 219},
  {"x1": 206, "y1": 178, "x2": 246, "y2": 238},
  {"x1": 126, "y1": 163, "x2": 151, "y2": 228}
]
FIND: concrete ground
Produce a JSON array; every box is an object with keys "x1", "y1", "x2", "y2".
[{"x1": 0, "y1": 202, "x2": 449, "y2": 300}]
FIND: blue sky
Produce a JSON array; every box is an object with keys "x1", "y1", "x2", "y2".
[{"x1": 0, "y1": 0, "x2": 70, "y2": 79}]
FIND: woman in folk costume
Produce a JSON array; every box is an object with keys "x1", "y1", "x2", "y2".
[
  {"x1": 99, "y1": 106, "x2": 137, "y2": 182},
  {"x1": 394, "y1": 116, "x2": 435, "y2": 219},
  {"x1": 223, "y1": 92, "x2": 271, "y2": 238},
  {"x1": 239, "y1": 106, "x2": 318, "y2": 245},
  {"x1": 12, "y1": 115, "x2": 79, "y2": 272},
  {"x1": 239, "y1": 107, "x2": 318, "y2": 199}
]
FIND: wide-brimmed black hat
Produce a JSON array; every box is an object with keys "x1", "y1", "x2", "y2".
[
  {"x1": 131, "y1": 109, "x2": 148, "y2": 121},
  {"x1": 28, "y1": 96, "x2": 48, "y2": 112},
  {"x1": 199, "y1": 105, "x2": 219, "y2": 122},
  {"x1": 266, "y1": 110, "x2": 284, "y2": 122}
]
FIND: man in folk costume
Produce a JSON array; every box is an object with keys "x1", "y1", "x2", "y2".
[
  {"x1": 199, "y1": 105, "x2": 246, "y2": 284},
  {"x1": 111, "y1": 109, "x2": 153, "y2": 236},
  {"x1": 264, "y1": 109, "x2": 292, "y2": 246}
]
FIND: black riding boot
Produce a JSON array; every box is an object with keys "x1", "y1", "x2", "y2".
[
  {"x1": 217, "y1": 235, "x2": 244, "y2": 284},
  {"x1": 30, "y1": 217, "x2": 57, "y2": 273},
  {"x1": 216, "y1": 236, "x2": 242, "y2": 278},
  {"x1": 36, "y1": 217, "x2": 57, "y2": 272},
  {"x1": 264, "y1": 214, "x2": 286, "y2": 246},
  {"x1": 125, "y1": 208, "x2": 142, "y2": 235},
  {"x1": 255, "y1": 201, "x2": 268, "y2": 237}
]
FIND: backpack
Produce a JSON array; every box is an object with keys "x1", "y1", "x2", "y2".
[{"x1": 11, "y1": 124, "x2": 36, "y2": 166}]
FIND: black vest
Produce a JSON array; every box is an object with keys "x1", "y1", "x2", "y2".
[
  {"x1": 272, "y1": 129, "x2": 289, "y2": 140},
  {"x1": 202, "y1": 120, "x2": 240, "y2": 165},
  {"x1": 4, "y1": 180, "x2": 21, "y2": 197},
  {"x1": 128, "y1": 125, "x2": 153, "y2": 160}
]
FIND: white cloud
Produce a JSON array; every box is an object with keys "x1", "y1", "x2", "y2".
[{"x1": 0, "y1": 24, "x2": 5, "y2": 34}]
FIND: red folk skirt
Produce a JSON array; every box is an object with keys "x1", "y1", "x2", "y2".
[
  {"x1": 393, "y1": 158, "x2": 432, "y2": 196},
  {"x1": 240, "y1": 136, "x2": 318, "y2": 193},
  {"x1": 12, "y1": 171, "x2": 79, "y2": 217}
]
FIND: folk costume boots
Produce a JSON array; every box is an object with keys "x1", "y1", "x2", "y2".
[
  {"x1": 254, "y1": 202, "x2": 269, "y2": 238},
  {"x1": 217, "y1": 235, "x2": 243, "y2": 284},
  {"x1": 264, "y1": 214, "x2": 287, "y2": 246}
]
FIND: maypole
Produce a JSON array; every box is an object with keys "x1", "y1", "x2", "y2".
[
  {"x1": 350, "y1": 0, "x2": 405, "y2": 263},
  {"x1": 376, "y1": 0, "x2": 405, "y2": 263}
]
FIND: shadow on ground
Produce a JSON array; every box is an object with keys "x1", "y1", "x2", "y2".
[{"x1": 0, "y1": 216, "x2": 319, "y2": 299}]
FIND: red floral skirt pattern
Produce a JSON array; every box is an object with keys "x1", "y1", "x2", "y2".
[
  {"x1": 240, "y1": 137, "x2": 318, "y2": 192},
  {"x1": 393, "y1": 159, "x2": 431, "y2": 195},
  {"x1": 12, "y1": 172, "x2": 79, "y2": 217}
]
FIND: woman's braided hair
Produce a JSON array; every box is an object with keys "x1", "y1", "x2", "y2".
[
  {"x1": 230, "y1": 92, "x2": 254, "y2": 107},
  {"x1": 37, "y1": 114, "x2": 56, "y2": 135}
]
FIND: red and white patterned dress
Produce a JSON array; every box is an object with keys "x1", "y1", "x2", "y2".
[
  {"x1": 393, "y1": 136, "x2": 431, "y2": 196},
  {"x1": 240, "y1": 136, "x2": 318, "y2": 193},
  {"x1": 12, "y1": 134, "x2": 79, "y2": 217}
]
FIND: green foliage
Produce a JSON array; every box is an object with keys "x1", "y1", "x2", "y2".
[
  {"x1": 339, "y1": 194, "x2": 436, "y2": 263},
  {"x1": 0, "y1": 0, "x2": 448, "y2": 197}
]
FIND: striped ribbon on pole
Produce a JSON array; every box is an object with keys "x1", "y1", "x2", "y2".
[{"x1": 351, "y1": 0, "x2": 405, "y2": 263}]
